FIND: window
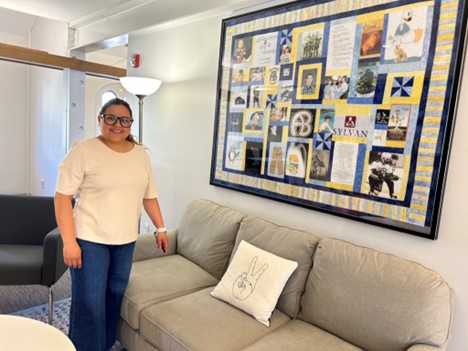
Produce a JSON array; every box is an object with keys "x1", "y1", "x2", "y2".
[{"x1": 101, "y1": 90, "x2": 117, "y2": 106}]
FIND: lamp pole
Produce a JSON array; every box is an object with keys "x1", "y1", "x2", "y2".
[{"x1": 137, "y1": 95, "x2": 145, "y2": 144}]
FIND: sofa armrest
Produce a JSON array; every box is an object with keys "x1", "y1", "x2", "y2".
[
  {"x1": 42, "y1": 227, "x2": 68, "y2": 286},
  {"x1": 132, "y1": 229, "x2": 177, "y2": 262},
  {"x1": 407, "y1": 344, "x2": 445, "y2": 351}
]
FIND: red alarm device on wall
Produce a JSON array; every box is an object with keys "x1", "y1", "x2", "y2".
[{"x1": 131, "y1": 54, "x2": 140, "y2": 68}]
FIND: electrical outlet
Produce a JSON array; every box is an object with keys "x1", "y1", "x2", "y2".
[
  {"x1": 40, "y1": 179, "x2": 45, "y2": 189},
  {"x1": 144, "y1": 223, "x2": 150, "y2": 233}
]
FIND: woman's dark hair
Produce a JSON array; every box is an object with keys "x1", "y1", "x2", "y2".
[{"x1": 99, "y1": 98, "x2": 138, "y2": 144}]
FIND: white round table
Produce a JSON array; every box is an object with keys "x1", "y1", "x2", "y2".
[{"x1": 0, "y1": 315, "x2": 76, "y2": 350}]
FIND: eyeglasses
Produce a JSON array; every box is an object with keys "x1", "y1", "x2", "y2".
[{"x1": 100, "y1": 114, "x2": 134, "y2": 128}]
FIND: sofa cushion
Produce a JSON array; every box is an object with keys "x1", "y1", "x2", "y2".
[
  {"x1": 241, "y1": 319, "x2": 364, "y2": 351},
  {"x1": 177, "y1": 199, "x2": 247, "y2": 280},
  {"x1": 135, "y1": 333, "x2": 160, "y2": 351},
  {"x1": 211, "y1": 240, "x2": 298, "y2": 326},
  {"x1": 233, "y1": 217, "x2": 320, "y2": 318},
  {"x1": 140, "y1": 287, "x2": 291, "y2": 351},
  {"x1": 299, "y1": 238, "x2": 454, "y2": 351},
  {"x1": 117, "y1": 319, "x2": 139, "y2": 351},
  {"x1": 121, "y1": 254, "x2": 219, "y2": 330}
]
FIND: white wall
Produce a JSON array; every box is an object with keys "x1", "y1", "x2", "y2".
[
  {"x1": 0, "y1": 33, "x2": 29, "y2": 194},
  {"x1": 27, "y1": 66, "x2": 66, "y2": 195},
  {"x1": 0, "y1": 60, "x2": 28, "y2": 194},
  {"x1": 26, "y1": 18, "x2": 69, "y2": 195},
  {"x1": 0, "y1": 19, "x2": 68, "y2": 196},
  {"x1": 29, "y1": 18, "x2": 68, "y2": 55},
  {"x1": 128, "y1": 14, "x2": 468, "y2": 350}
]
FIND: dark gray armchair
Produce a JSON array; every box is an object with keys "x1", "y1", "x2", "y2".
[{"x1": 0, "y1": 194, "x2": 68, "y2": 324}]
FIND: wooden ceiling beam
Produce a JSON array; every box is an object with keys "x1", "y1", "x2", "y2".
[{"x1": 0, "y1": 43, "x2": 126, "y2": 78}]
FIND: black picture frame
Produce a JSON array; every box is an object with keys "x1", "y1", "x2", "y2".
[{"x1": 210, "y1": 0, "x2": 468, "y2": 239}]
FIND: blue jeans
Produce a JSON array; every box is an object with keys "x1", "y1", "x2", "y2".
[{"x1": 69, "y1": 239, "x2": 135, "y2": 351}]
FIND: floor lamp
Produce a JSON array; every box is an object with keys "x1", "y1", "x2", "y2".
[
  {"x1": 120, "y1": 76, "x2": 162, "y2": 233},
  {"x1": 119, "y1": 76, "x2": 162, "y2": 144}
]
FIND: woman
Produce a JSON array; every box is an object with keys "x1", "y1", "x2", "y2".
[{"x1": 55, "y1": 98, "x2": 168, "y2": 351}]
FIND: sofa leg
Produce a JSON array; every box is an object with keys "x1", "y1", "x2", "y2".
[{"x1": 48, "y1": 286, "x2": 54, "y2": 325}]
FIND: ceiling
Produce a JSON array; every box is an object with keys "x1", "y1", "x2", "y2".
[
  {"x1": 0, "y1": 0, "x2": 146, "y2": 67},
  {"x1": 0, "y1": 0, "x2": 150, "y2": 23},
  {"x1": 0, "y1": 0, "x2": 275, "y2": 67}
]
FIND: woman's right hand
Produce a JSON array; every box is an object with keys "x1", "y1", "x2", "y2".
[
  {"x1": 63, "y1": 240, "x2": 82, "y2": 269},
  {"x1": 55, "y1": 192, "x2": 81, "y2": 269}
]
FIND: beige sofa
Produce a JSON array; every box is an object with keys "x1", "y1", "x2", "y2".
[{"x1": 117, "y1": 199, "x2": 454, "y2": 351}]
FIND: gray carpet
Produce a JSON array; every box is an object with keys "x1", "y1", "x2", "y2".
[{"x1": 0, "y1": 269, "x2": 71, "y2": 314}]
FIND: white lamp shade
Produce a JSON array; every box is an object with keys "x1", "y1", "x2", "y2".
[{"x1": 120, "y1": 76, "x2": 162, "y2": 96}]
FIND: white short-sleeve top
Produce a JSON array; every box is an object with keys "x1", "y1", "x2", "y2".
[{"x1": 56, "y1": 137, "x2": 158, "y2": 245}]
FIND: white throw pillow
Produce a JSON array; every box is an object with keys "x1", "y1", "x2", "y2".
[{"x1": 210, "y1": 240, "x2": 298, "y2": 326}]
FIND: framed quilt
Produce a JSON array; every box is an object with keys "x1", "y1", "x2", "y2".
[{"x1": 210, "y1": 0, "x2": 468, "y2": 239}]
